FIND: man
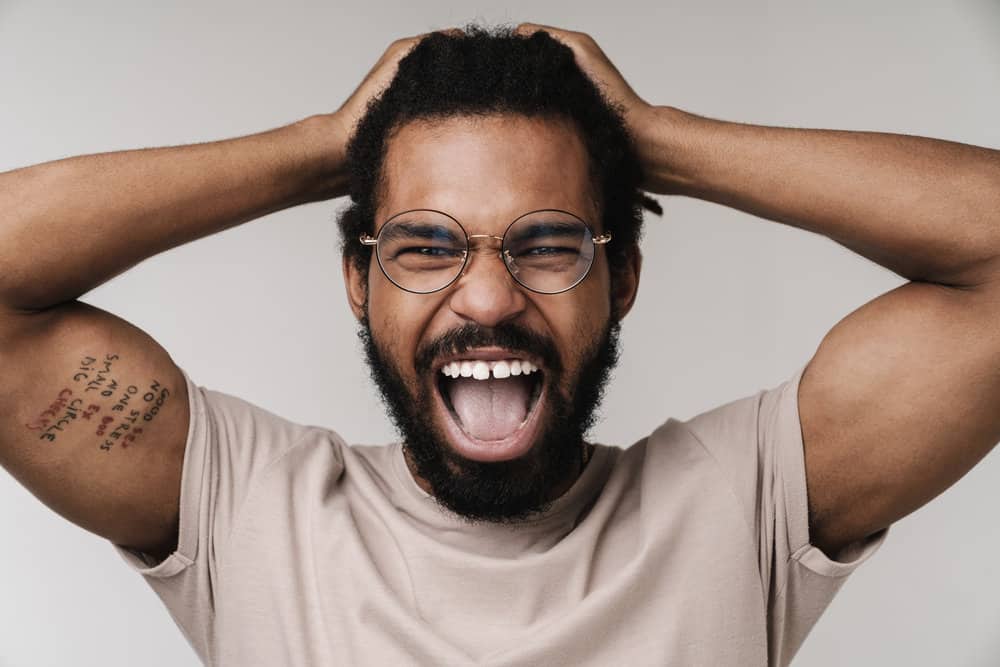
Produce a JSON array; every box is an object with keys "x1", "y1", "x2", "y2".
[{"x1": 1, "y1": 22, "x2": 998, "y2": 665}]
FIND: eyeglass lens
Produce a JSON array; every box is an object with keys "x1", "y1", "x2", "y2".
[{"x1": 374, "y1": 210, "x2": 597, "y2": 294}]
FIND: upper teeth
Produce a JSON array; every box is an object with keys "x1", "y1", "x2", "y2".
[{"x1": 440, "y1": 359, "x2": 538, "y2": 380}]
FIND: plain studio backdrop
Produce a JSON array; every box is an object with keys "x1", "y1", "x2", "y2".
[{"x1": 2, "y1": 0, "x2": 999, "y2": 665}]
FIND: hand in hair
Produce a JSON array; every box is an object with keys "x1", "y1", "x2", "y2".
[
  {"x1": 514, "y1": 25, "x2": 653, "y2": 126},
  {"x1": 332, "y1": 29, "x2": 463, "y2": 156},
  {"x1": 333, "y1": 36, "x2": 423, "y2": 146},
  {"x1": 514, "y1": 23, "x2": 665, "y2": 198}
]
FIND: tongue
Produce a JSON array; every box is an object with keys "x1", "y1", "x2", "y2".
[{"x1": 448, "y1": 377, "x2": 531, "y2": 441}]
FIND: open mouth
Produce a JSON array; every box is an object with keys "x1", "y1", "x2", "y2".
[{"x1": 432, "y1": 352, "x2": 548, "y2": 463}]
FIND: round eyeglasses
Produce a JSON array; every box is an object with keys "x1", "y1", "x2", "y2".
[{"x1": 360, "y1": 209, "x2": 612, "y2": 295}]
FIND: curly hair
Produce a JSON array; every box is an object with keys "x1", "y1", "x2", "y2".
[{"x1": 338, "y1": 25, "x2": 659, "y2": 295}]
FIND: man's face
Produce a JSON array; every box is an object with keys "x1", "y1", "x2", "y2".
[{"x1": 345, "y1": 114, "x2": 638, "y2": 522}]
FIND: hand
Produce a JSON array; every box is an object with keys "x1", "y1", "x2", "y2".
[
  {"x1": 333, "y1": 35, "x2": 422, "y2": 140},
  {"x1": 514, "y1": 23, "x2": 672, "y2": 194},
  {"x1": 315, "y1": 34, "x2": 432, "y2": 199},
  {"x1": 515, "y1": 23, "x2": 650, "y2": 116},
  {"x1": 326, "y1": 30, "x2": 469, "y2": 198}
]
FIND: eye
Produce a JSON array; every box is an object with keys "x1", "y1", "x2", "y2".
[
  {"x1": 397, "y1": 246, "x2": 464, "y2": 257},
  {"x1": 510, "y1": 244, "x2": 581, "y2": 261},
  {"x1": 521, "y1": 246, "x2": 576, "y2": 257}
]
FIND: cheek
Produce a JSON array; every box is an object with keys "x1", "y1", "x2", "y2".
[
  {"x1": 366, "y1": 273, "x2": 440, "y2": 369},
  {"x1": 542, "y1": 291, "x2": 610, "y2": 370},
  {"x1": 561, "y1": 259, "x2": 612, "y2": 338},
  {"x1": 571, "y1": 270, "x2": 613, "y2": 360},
  {"x1": 366, "y1": 277, "x2": 407, "y2": 356},
  {"x1": 588, "y1": 254, "x2": 613, "y2": 315}
]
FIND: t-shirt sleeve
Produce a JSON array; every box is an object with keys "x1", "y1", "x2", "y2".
[
  {"x1": 681, "y1": 363, "x2": 888, "y2": 665},
  {"x1": 111, "y1": 369, "x2": 324, "y2": 660}
]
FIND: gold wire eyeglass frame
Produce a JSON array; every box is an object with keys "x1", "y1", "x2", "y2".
[{"x1": 359, "y1": 208, "x2": 612, "y2": 295}]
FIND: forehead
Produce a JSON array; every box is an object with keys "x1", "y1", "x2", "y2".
[{"x1": 378, "y1": 114, "x2": 598, "y2": 234}]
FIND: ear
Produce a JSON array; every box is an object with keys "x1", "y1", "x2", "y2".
[
  {"x1": 343, "y1": 254, "x2": 369, "y2": 321},
  {"x1": 611, "y1": 246, "x2": 642, "y2": 321}
]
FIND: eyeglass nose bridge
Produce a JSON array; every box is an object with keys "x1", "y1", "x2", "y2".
[
  {"x1": 460, "y1": 233, "x2": 513, "y2": 279},
  {"x1": 466, "y1": 233, "x2": 505, "y2": 245}
]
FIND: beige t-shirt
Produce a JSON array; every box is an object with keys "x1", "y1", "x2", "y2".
[{"x1": 116, "y1": 364, "x2": 886, "y2": 666}]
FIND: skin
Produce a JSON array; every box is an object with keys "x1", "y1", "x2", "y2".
[
  {"x1": 1, "y1": 22, "x2": 1000, "y2": 570},
  {"x1": 518, "y1": 23, "x2": 1000, "y2": 554},
  {"x1": 344, "y1": 115, "x2": 638, "y2": 499}
]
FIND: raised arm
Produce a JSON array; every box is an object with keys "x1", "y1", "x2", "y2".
[
  {"x1": 526, "y1": 24, "x2": 1000, "y2": 555},
  {"x1": 640, "y1": 109, "x2": 1000, "y2": 553},
  {"x1": 0, "y1": 34, "x2": 422, "y2": 558},
  {"x1": 0, "y1": 115, "x2": 347, "y2": 557}
]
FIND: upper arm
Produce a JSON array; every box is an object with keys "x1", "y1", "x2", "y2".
[
  {"x1": 799, "y1": 278, "x2": 1000, "y2": 554},
  {"x1": 0, "y1": 301, "x2": 189, "y2": 558}
]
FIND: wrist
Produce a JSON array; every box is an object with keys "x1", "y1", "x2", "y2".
[
  {"x1": 633, "y1": 105, "x2": 716, "y2": 196},
  {"x1": 292, "y1": 113, "x2": 351, "y2": 201}
]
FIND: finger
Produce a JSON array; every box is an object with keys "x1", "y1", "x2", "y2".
[
  {"x1": 336, "y1": 28, "x2": 472, "y2": 131},
  {"x1": 376, "y1": 27, "x2": 462, "y2": 70},
  {"x1": 515, "y1": 22, "x2": 566, "y2": 37},
  {"x1": 514, "y1": 23, "x2": 599, "y2": 65},
  {"x1": 515, "y1": 24, "x2": 645, "y2": 114},
  {"x1": 335, "y1": 36, "x2": 417, "y2": 124}
]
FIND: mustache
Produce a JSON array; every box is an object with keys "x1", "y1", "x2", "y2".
[{"x1": 414, "y1": 323, "x2": 562, "y2": 376}]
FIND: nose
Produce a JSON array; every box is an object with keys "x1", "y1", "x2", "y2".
[{"x1": 447, "y1": 245, "x2": 527, "y2": 327}]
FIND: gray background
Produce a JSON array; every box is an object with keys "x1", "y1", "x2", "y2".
[{"x1": 2, "y1": 0, "x2": 999, "y2": 664}]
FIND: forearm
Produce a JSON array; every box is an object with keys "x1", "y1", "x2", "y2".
[
  {"x1": 641, "y1": 106, "x2": 1000, "y2": 287},
  {"x1": 0, "y1": 113, "x2": 347, "y2": 311}
]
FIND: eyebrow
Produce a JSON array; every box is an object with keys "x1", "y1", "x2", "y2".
[
  {"x1": 383, "y1": 221, "x2": 462, "y2": 243},
  {"x1": 507, "y1": 221, "x2": 584, "y2": 242}
]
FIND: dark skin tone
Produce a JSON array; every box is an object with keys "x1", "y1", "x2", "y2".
[
  {"x1": 517, "y1": 24, "x2": 1000, "y2": 554},
  {"x1": 343, "y1": 114, "x2": 638, "y2": 502},
  {"x1": 21, "y1": 353, "x2": 168, "y2": 450},
  {"x1": 1, "y1": 24, "x2": 999, "y2": 566}
]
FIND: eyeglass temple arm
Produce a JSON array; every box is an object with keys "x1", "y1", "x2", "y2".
[
  {"x1": 467, "y1": 232, "x2": 613, "y2": 246},
  {"x1": 360, "y1": 231, "x2": 612, "y2": 245}
]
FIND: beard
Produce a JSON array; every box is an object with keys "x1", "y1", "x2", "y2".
[{"x1": 358, "y1": 315, "x2": 621, "y2": 524}]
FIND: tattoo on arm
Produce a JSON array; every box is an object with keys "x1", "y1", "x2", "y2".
[{"x1": 23, "y1": 353, "x2": 173, "y2": 451}]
